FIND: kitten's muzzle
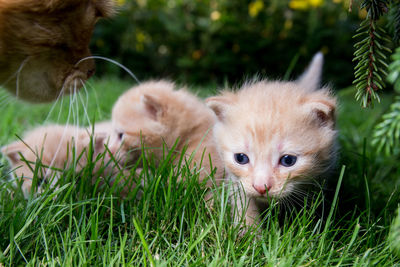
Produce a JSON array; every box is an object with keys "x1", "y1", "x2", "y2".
[{"x1": 253, "y1": 184, "x2": 271, "y2": 195}]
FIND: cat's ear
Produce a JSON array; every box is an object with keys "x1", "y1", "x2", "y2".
[
  {"x1": 297, "y1": 52, "x2": 323, "y2": 91},
  {"x1": 93, "y1": 0, "x2": 116, "y2": 17},
  {"x1": 1, "y1": 142, "x2": 23, "y2": 165},
  {"x1": 304, "y1": 94, "x2": 336, "y2": 128},
  {"x1": 206, "y1": 96, "x2": 232, "y2": 121},
  {"x1": 141, "y1": 94, "x2": 163, "y2": 120},
  {"x1": 94, "y1": 133, "x2": 107, "y2": 153}
]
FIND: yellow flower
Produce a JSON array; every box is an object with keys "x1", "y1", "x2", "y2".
[
  {"x1": 289, "y1": 0, "x2": 323, "y2": 10},
  {"x1": 210, "y1": 11, "x2": 221, "y2": 21},
  {"x1": 136, "y1": 32, "x2": 146, "y2": 43},
  {"x1": 358, "y1": 9, "x2": 367, "y2": 19},
  {"x1": 284, "y1": 19, "x2": 293, "y2": 30},
  {"x1": 309, "y1": 0, "x2": 323, "y2": 7},
  {"x1": 192, "y1": 50, "x2": 202, "y2": 60},
  {"x1": 249, "y1": 0, "x2": 264, "y2": 18},
  {"x1": 289, "y1": 0, "x2": 309, "y2": 10},
  {"x1": 116, "y1": 0, "x2": 125, "y2": 6}
]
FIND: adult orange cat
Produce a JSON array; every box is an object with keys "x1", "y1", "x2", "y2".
[{"x1": 0, "y1": 0, "x2": 115, "y2": 102}]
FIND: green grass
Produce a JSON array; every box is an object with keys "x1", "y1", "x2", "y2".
[{"x1": 0, "y1": 77, "x2": 399, "y2": 265}]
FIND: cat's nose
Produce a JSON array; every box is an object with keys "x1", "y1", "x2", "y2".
[
  {"x1": 253, "y1": 184, "x2": 270, "y2": 195},
  {"x1": 87, "y1": 68, "x2": 95, "y2": 79}
]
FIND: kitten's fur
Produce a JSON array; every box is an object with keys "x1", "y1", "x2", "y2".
[
  {"x1": 0, "y1": 0, "x2": 114, "y2": 102},
  {"x1": 111, "y1": 80, "x2": 224, "y2": 186},
  {"x1": 1, "y1": 124, "x2": 109, "y2": 197},
  {"x1": 206, "y1": 53, "x2": 337, "y2": 225}
]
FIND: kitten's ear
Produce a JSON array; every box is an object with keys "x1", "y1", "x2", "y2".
[
  {"x1": 141, "y1": 94, "x2": 163, "y2": 120},
  {"x1": 206, "y1": 96, "x2": 232, "y2": 121},
  {"x1": 297, "y1": 52, "x2": 324, "y2": 91},
  {"x1": 94, "y1": 133, "x2": 107, "y2": 153},
  {"x1": 304, "y1": 94, "x2": 336, "y2": 128},
  {"x1": 1, "y1": 142, "x2": 23, "y2": 165}
]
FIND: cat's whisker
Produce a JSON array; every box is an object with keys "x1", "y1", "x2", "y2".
[
  {"x1": 74, "y1": 82, "x2": 80, "y2": 128},
  {"x1": 69, "y1": 82, "x2": 79, "y2": 129},
  {"x1": 84, "y1": 80, "x2": 102, "y2": 119},
  {"x1": 78, "y1": 79, "x2": 91, "y2": 125},
  {"x1": 44, "y1": 85, "x2": 66, "y2": 124},
  {"x1": 45, "y1": 124, "x2": 71, "y2": 178},
  {"x1": 0, "y1": 94, "x2": 15, "y2": 109},
  {"x1": 55, "y1": 92, "x2": 65, "y2": 123},
  {"x1": 76, "y1": 56, "x2": 141, "y2": 84}
]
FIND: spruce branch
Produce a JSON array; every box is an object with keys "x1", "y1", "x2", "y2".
[
  {"x1": 387, "y1": 0, "x2": 400, "y2": 44},
  {"x1": 387, "y1": 46, "x2": 400, "y2": 92},
  {"x1": 353, "y1": 0, "x2": 391, "y2": 108},
  {"x1": 372, "y1": 96, "x2": 400, "y2": 154},
  {"x1": 372, "y1": 47, "x2": 400, "y2": 155}
]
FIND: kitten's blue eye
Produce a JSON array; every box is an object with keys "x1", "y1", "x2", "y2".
[
  {"x1": 279, "y1": 155, "x2": 297, "y2": 167},
  {"x1": 234, "y1": 153, "x2": 249, "y2": 165}
]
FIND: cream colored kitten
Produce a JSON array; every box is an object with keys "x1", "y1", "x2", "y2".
[
  {"x1": 1, "y1": 124, "x2": 109, "y2": 197},
  {"x1": 206, "y1": 53, "x2": 337, "y2": 226},
  {"x1": 111, "y1": 80, "x2": 224, "y2": 186}
]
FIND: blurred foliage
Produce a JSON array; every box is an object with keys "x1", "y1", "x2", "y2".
[{"x1": 91, "y1": 0, "x2": 364, "y2": 87}]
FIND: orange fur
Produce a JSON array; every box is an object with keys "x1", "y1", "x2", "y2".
[
  {"x1": 112, "y1": 80, "x2": 224, "y2": 186},
  {"x1": 1, "y1": 124, "x2": 111, "y2": 197},
  {"x1": 0, "y1": 0, "x2": 115, "y2": 102},
  {"x1": 207, "y1": 53, "x2": 337, "y2": 225}
]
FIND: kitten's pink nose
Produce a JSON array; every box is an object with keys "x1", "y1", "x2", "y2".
[{"x1": 253, "y1": 184, "x2": 270, "y2": 195}]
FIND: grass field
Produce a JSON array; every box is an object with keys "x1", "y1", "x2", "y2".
[{"x1": 0, "y1": 77, "x2": 399, "y2": 266}]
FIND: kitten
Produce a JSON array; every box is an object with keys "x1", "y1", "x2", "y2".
[
  {"x1": 1, "y1": 124, "x2": 109, "y2": 197},
  {"x1": 206, "y1": 53, "x2": 337, "y2": 226},
  {"x1": 0, "y1": 0, "x2": 115, "y2": 102},
  {"x1": 111, "y1": 80, "x2": 224, "y2": 186}
]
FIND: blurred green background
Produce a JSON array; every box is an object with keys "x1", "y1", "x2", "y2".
[{"x1": 90, "y1": 0, "x2": 364, "y2": 88}]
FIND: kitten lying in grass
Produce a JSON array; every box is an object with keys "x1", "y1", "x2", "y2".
[
  {"x1": 1, "y1": 123, "x2": 116, "y2": 197},
  {"x1": 0, "y1": 0, "x2": 114, "y2": 102},
  {"x1": 206, "y1": 53, "x2": 337, "y2": 226},
  {"x1": 111, "y1": 80, "x2": 224, "y2": 187}
]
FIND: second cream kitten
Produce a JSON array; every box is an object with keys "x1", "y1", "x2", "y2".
[{"x1": 111, "y1": 80, "x2": 224, "y2": 186}]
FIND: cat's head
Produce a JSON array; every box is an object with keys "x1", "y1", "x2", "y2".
[
  {"x1": 111, "y1": 81, "x2": 177, "y2": 166},
  {"x1": 206, "y1": 53, "x2": 337, "y2": 199},
  {"x1": 0, "y1": 0, "x2": 115, "y2": 102}
]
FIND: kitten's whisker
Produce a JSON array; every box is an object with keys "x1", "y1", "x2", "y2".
[{"x1": 75, "y1": 56, "x2": 141, "y2": 84}]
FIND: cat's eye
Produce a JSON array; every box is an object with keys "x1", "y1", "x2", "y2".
[
  {"x1": 279, "y1": 155, "x2": 297, "y2": 167},
  {"x1": 234, "y1": 153, "x2": 250, "y2": 165},
  {"x1": 118, "y1": 132, "x2": 124, "y2": 140}
]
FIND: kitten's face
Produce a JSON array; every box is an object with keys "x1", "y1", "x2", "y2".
[
  {"x1": 0, "y1": 0, "x2": 114, "y2": 102},
  {"x1": 111, "y1": 82, "x2": 178, "y2": 166},
  {"x1": 207, "y1": 54, "x2": 336, "y2": 199}
]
